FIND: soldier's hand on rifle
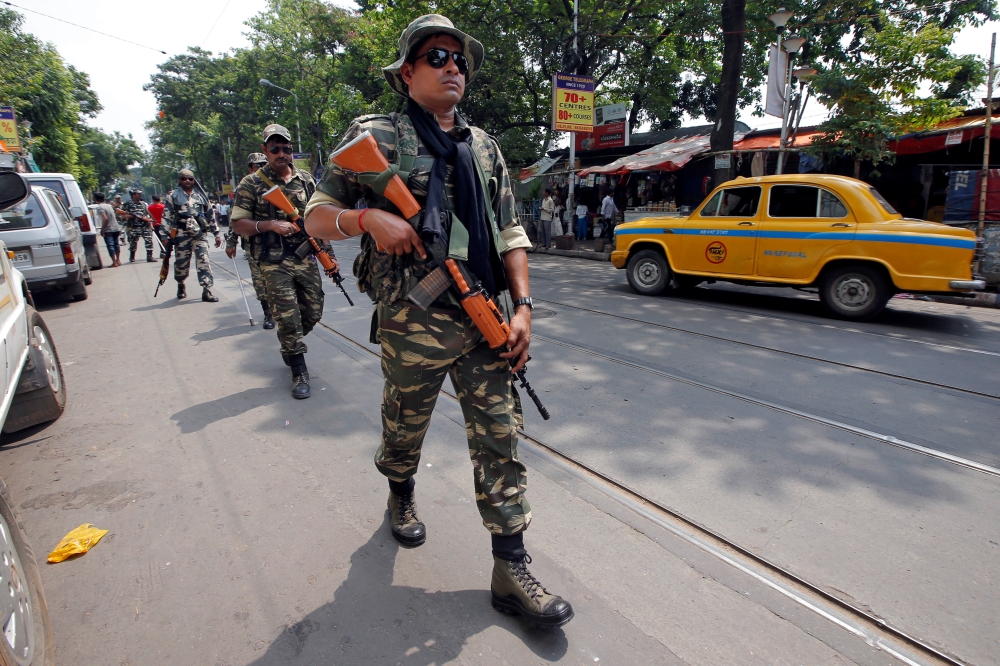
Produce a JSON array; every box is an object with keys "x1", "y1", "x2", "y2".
[
  {"x1": 323, "y1": 256, "x2": 341, "y2": 277},
  {"x1": 214, "y1": 234, "x2": 222, "y2": 248},
  {"x1": 500, "y1": 307, "x2": 531, "y2": 373},
  {"x1": 269, "y1": 220, "x2": 300, "y2": 237},
  {"x1": 365, "y1": 209, "x2": 426, "y2": 259},
  {"x1": 225, "y1": 246, "x2": 237, "y2": 259}
]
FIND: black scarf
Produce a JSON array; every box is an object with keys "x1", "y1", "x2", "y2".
[{"x1": 405, "y1": 99, "x2": 495, "y2": 295}]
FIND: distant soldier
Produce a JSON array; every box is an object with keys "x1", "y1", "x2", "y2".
[
  {"x1": 231, "y1": 126, "x2": 331, "y2": 399},
  {"x1": 121, "y1": 190, "x2": 156, "y2": 262},
  {"x1": 225, "y1": 152, "x2": 274, "y2": 329},
  {"x1": 163, "y1": 169, "x2": 222, "y2": 302}
]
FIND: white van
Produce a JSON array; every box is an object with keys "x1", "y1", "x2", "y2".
[{"x1": 21, "y1": 173, "x2": 102, "y2": 270}]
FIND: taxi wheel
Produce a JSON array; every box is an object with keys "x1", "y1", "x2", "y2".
[
  {"x1": 820, "y1": 265, "x2": 889, "y2": 321},
  {"x1": 626, "y1": 250, "x2": 670, "y2": 295}
]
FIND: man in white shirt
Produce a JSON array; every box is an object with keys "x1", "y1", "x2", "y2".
[
  {"x1": 575, "y1": 202, "x2": 589, "y2": 240},
  {"x1": 218, "y1": 201, "x2": 230, "y2": 227},
  {"x1": 600, "y1": 193, "x2": 618, "y2": 239},
  {"x1": 538, "y1": 189, "x2": 555, "y2": 248}
]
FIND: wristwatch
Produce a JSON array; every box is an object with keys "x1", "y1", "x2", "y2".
[{"x1": 512, "y1": 297, "x2": 533, "y2": 311}]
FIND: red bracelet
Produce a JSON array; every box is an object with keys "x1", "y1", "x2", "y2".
[{"x1": 357, "y1": 208, "x2": 369, "y2": 233}]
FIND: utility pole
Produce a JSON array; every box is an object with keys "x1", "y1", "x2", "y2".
[
  {"x1": 228, "y1": 137, "x2": 236, "y2": 193},
  {"x1": 567, "y1": 0, "x2": 579, "y2": 214},
  {"x1": 977, "y1": 32, "x2": 996, "y2": 274}
]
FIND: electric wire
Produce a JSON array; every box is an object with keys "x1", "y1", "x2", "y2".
[
  {"x1": 2, "y1": 1, "x2": 168, "y2": 54},
  {"x1": 200, "y1": 0, "x2": 234, "y2": 49}
]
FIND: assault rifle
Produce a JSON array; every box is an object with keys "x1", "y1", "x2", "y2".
[
  {"x1": 330, "y1": 130, "x2": 549, "y2": 419},
  {"x1": 154, "y1": 226, "x2": 178, "y2": 297},
  {"x1": 259, "y1": 184, "x2": 354, "y2": 306}
]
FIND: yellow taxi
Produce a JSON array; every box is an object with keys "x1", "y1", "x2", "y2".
[{"x1": 611, "y1": 174, "x2": 985, "y2": 320}]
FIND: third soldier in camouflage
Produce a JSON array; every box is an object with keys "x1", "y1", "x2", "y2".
[
  {"x1": 226, "y1": 152, "x2": 274, "y2": 328},
  {"x1": 231, "y1": 125, "x2": 329, "y2": 399},
  {"x1": 304, "y1": 14, "x2": 573, "y2": 629},
  {"x1": 121, "y1": 190, "x2": 155, "y2": 263}
]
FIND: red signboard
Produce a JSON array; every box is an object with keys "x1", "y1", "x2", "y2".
[{"x1": 575, "y1": 121, "x2": 627, "y2": 151}]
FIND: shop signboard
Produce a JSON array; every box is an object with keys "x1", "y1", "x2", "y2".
[
  {"x1": 0, "y1": 106, "x2": 22, "y2": 152},
  {"x1": 575, "y1": 103, "x2": 628, "y2": 151},
  {"x1": 552, "y1": 72, "x2": 594, "y2": 133},
  {"x1": 292, "y1": 152, "x2": 312, "y2": 171}
]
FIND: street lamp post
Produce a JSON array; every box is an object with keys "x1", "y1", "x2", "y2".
[
  {"x1": 259, "y1": 78, "x2": 302, "y2": 154},
  {"x1": 776, "y1": 34, "x2": 807, "y2": 175}
]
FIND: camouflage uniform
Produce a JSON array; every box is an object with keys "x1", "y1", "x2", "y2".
[
  {"x1": 163, "y1": 187, "x2": 217, "y2": 287},
  {"x1": 306, "y1": 109, "x2": 532, "y2": 535},
  {"x1": 121, "y1": 199, "x2": 154, "y2": 254},
  {"x1": 225, "y1": 228, "x2": 268, "y2": 302},
  {"x1": 231, "y1": 164, "x2": 323, "y2": 355}
]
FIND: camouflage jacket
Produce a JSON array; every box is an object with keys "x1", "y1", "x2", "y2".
[
  {"x1": 231, "y1": 164, "x2": 316, "y2": 264},
  {"x1": 121, "y1": 200, "x2": 151, "y2": 226},
  {"x1": 306, "y1": 108, "x2": 529, "y2": 305},
  {"x1": 163, "y1": 187, "x2": 217, "y2": 237}
]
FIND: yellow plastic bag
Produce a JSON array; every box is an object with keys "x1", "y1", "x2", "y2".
[{"x1": 47, "y1": 524, "x2": 109, "y2": 563}]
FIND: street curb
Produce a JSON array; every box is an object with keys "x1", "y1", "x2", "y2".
[
  {"x1": 530, "y1": 247, "x2": 612, "y2": 262},
  {"x1": 922, "y1": 292, "x2": 1000, "y2": 309}
]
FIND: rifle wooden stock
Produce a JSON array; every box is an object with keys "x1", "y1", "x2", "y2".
[
  {"x1": 329, "y1": 131, "x2": 421, "y2": 219},
  {"x1": 262, "y1": 186, "x2": 340, "y2": 275}
]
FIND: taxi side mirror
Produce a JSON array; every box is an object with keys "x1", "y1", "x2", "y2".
[{"x1": 0, "y1": 171, "x2": 30, "y2": 211}]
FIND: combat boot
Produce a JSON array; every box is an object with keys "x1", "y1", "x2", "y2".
[
  {"x1": 129, "y1": 250, "x2": 136, "y2": 263},
  {"x1": 177, "y1": 282, "x2": 186, "y2": 299},
  {"x1": 202, "y1": 287, "x2": 219, "y2": 303},
  {"x1": 491, "y1": 555, "x2": 574, "y2": 628},
  {"x1": 288, "y1": 354, "x2": 310, "y2": 399},
  {"x1": 387, "y1": 490, "x2": 426, "y2": 547},
  {"x1": 147, "y1": 251, "x2": 154, "y2": 263},
  {"x1": 261, "y1": 301, "x2": 275, "y2": 330}
]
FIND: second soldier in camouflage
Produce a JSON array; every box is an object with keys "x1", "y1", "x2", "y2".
[{"x1": 226, "y1": 152, "x2": 275, "y2": 329}]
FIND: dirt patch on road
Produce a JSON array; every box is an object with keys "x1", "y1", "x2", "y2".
[{"x1": 20, "y1": 479, "x2": 153, "y2": 512}]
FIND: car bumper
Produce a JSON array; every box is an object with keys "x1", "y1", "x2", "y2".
[
  {"x1": 611, "y1": 250, "x2": 628, "y2": 269},
  {"x1": 949, "y1": 279, "x2": 986, "y2": 291},
  {"x1": 25, "y1": 268, "x2": 80, "y2": 291}
]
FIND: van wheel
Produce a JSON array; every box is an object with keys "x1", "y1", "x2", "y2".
[
  {"x1": 626, "y1": 250, "x2": 670, "y2": 295},
  {"x1": 68, "y1": 280, "x2": 87, "y2": 302},
  {"x1": 3, "y1": 309, "x2": 66, "y2": 434},
  {"x1": 0, "y1": 474, "x2": 55, "y2": 666},
  {"x1": 820, "y1": 264, "x2": 889, "y2": 321},
  {"x1": 83, "y1": 265, "x2": 93, "y2": 286}
]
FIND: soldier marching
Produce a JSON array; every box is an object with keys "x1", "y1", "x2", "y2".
[
  {"x1": 120, "y1": 189, "x2": 156, "y2": 263},
  {"x1": 163, "y1": 169, "x2": 222, "y2": 302},
  {"x1": 225, "y1": 152, "x2": 275, "y2": 329}
]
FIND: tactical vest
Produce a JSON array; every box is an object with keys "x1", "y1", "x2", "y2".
[
  {"x1": 249, "y1": 170, "x2": 310, "y2": 264},
  {"x1": 351, "y1": 113, "x2": 510, "y2": 306}
]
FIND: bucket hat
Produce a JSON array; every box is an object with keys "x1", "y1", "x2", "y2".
[
  {"x1": 382, "y1": 14, "x2": 484, "y2": 98},
  {"x1": 247, "y1": 152, "x2": 268, "y2": 165}
]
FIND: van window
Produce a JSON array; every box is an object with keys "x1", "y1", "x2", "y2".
[
  {"x1": 28, "y1": 180, "x2": 69, "y2": 208},
  {"x1": 43, "y1": 191, "x2": 73, "y2": 225},
  {"x1": 0, "y1": 193, "x2": 48, "y2": 230}
]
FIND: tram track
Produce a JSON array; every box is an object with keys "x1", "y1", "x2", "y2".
[
  {"x1": 533, "y1": 298, "x2": 1000, "y2": 401},
  {"x1": 213, "y1": 257, "x2": 971, "y2": 665}
]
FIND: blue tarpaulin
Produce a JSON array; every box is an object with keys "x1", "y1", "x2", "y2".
[{"x1": 944, "y1": 170, "x2": 980, "y2": 221}]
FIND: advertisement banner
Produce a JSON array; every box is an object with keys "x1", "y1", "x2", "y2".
[
  {"x1": 0, "y1": 106, "x2": 22, "y2": 151},
  {"x1": 552, "y1": 72, "x2": 595, "y2": 133},
  {"x1": 292, "y1": 152, "x2": 312, "y2": 171},
  {"x1": 574, "y1": 103, "x2": 628, "y2": 151}
]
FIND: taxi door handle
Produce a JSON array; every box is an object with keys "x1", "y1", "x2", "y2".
[
  {"x1": 737, "y1": 222, "x2": 755, "y2": 226},
  {"x1": 829, "y1": 223, "x2": 852, "y2": 227}
]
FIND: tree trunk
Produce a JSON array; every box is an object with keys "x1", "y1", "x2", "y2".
[
  {"x1": 853, "y1": 159, "x2": 861, "y2": 179},
  {"x1": 709, "y1": 0, "x2": 746, "y2": 189}
]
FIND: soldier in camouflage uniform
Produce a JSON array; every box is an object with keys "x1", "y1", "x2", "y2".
[
  {"x1": 121, "y1": 190, "x2": 156, "y2": 263},
  {"x1": 231, "y1": 125, "x2": 332, "y2": 399},
  {"x1": 226, "y1": 152, "x2": 275, "y2": 329},
  {"x1": 163, "y1": 169, "x2": 222, "y2": 302},
  {"x1": 304, "y1": 15, "x2": 573, "y2": 628}
]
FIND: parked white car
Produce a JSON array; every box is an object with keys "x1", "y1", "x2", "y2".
[
  {"x1": 0, "y1": 170, "x2": 66, "y2": 665},
  {"x1": 0, "y1": 185, "x2": 91, "y2": 301},
  {"x1": 22, "y1": 173, "x2": 102, "y2": 270}
]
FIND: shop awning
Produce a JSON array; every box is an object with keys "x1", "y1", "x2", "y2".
[
  {"x1": 733, "y1": 130, "x2": 821, "y2": 150},
  {"x1": 580, "y1": 132, "x2": 744, "y2": 176},
  {"x1": 892, "y1": 113, "x2": 1000, "y2": 155},
  {"x1": 518, "y1": 154, "x2": 561, "y2": 183}
]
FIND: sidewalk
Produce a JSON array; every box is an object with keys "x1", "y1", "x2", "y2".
[
  {"x1": 530, "y1": 237, "x2": 614, "y2": 262},
  {"x1": 0, "y1": 243, "x2": 896, "y2": 665}
]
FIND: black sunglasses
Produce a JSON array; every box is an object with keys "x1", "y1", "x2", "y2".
[
  {"x1": 415, "y1": 48, "x2": 469, "y2": 75},
  {"x1": 268, "y1": 145, "x2": 293, "y2": 155},
  {"x1": 179, "y1": 177, "x2": 194, "y2": 181}
]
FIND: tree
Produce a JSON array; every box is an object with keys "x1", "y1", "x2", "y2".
[
  {"x1": 710, "y1": 0, "x2": 746, "y2": 187},
  {"x1": 76, "y1": 128, "x2": 143, "y2": 194}
]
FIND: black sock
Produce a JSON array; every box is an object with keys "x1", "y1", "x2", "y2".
[
  {"x1": 261, "y1": 300, "x2": 270, "y2": 314},
  {"x1": 492, "y1": 533, "x2": 527, "y2": 561},
  {"x1": 388, "y1": 477, "x2": 415, "y2": 497}
]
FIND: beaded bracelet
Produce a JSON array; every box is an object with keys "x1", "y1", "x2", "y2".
[{"x1": 357, "y1": 208, "x2": 370, "y2": 233}]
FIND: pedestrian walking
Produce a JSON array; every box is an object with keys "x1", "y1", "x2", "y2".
[
  {"x1": 230, "y1": 126, "x2": 328, "y2": 399},
  {"x1": 121, "y1": 190, "x2": 156, "y2": 263},
  {"x1": 553, "y1": 196, "x2": 564, "y2": 236},
  {"x1": 93, "y1": 192, "x2": 122, "y2": 267},
  {"x1": 219, "y1": 200, "x2": 230, "y2": 227},
  {"x1": 225, "y1": 152, "x2": 275, "y2": 329},
  {"x1": 148, "y1": 194, "x2": 167, "y2": 258},
  {"x1": 303, "y1": 14, "x2": 573, "y2": 628},
  {"x1": 163, "y1": 169, "x2": 222, "y2": 302},
  {"x1": 575, "y1": 201, "x2": 589, "y2": 240},
  {"x1": 539, "y1": 188, "x2": 555, "y2": 249},
  {"x1": 600, "y1": 192, "x2": 618, "y2": 239}
]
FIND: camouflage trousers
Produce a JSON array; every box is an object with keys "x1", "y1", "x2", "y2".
[
  {"x1": 258, "y1": 257, "x2": 323, "y2": 355},
  {"x1": 173, "y1": 233, "x2": 214, "y2": 288},
  {"x1": 246, "y1": 251, "x2": 268, "y2": 303},
  {"x1": 126, "y1": 223, "x2": 154, "y2": 254},
  {"x1": 375, "y1": 302, "x2": 530, "y2": 536}
]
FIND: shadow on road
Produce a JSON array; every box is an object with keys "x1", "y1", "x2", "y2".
[
  {"x1": 190, "y1": 324, "x2": 257, "y2": 343},
  {"x1": 170, "y1": 386, "x2": 281, "y2": 433},
  {"x1": 248, "y1": 517, "x2": 568, "y2": 665}
]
